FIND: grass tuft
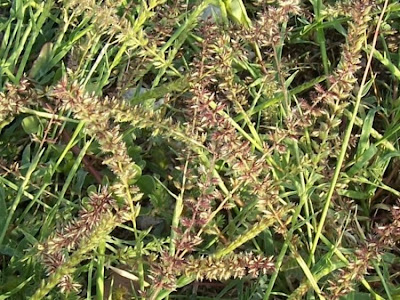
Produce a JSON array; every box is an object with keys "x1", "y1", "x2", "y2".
[{"x1": 1, "y1": 0, "x2": 400, "y2": 299}]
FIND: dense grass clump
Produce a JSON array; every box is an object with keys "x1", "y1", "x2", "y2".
[{"x1": 1, "y1": 0, "x2": 400, "y2": 299}]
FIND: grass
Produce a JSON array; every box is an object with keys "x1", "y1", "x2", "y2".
[{"x1": 1, "y1": 0, "x2": 400, "y2": 299}]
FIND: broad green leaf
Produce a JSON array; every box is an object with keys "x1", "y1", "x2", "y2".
[
  {"x1": 21, "y1": 144, "x2": 31, "y2": 170},
  {"x1": 72, "y1": 170, "x2": 88, "y2": 195},
  {"x1": 348, "y1": 145, "x2": 377, "y2": 177},
  {"x1": 356, "y1": 109, "x2": 376, "y2": 157},
  {"x1": 0, "y1": 118, "x2": 14, "y2": 134},
  {"x1": 29, "y1": 42, "x2": 53, "y2": 78},
  {"x1": 222, "y1": 0, "x2": 251, "y2": 27},
  {"x1": 0, "y1": 276, "x2": 34, "y2": 300},
  {"x1": 128, "y1": 164, "x2": 142, "y2": 184},
  {"x1": 285, "y1": 70, "x2": 299, "y2": 88},
  {"x1": 10, "y1": 0, "x2": 23, "y2": 20},
  {"x1": 18, "y1": 228, "x2": 37, "y2": 245},
  {"x1": 21, "y1": 116, "x2": 41, "y2": 135},
  {"x1": 359, "y1": 78, "x2": 374, "y2": 98},
  {"x1": 136, "y1": 175, "x2": 156, "y2": 195},
  {"x1": 338, "y1": 189, "x2": 370, "y2": 200}
]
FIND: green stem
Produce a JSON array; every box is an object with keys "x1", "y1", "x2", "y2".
[
  {"x1": 169, "y1": 160, "x2": 188, "y2": 255},
  {"x1": 96, "y1": 240, "x2": 105, "y2": 300},
  {"x1": 313, "y1": 0, "x2": 330, "y2": 81}
]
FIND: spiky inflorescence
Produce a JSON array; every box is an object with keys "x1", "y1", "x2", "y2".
[
  {"x1": 50, "y1": 78, "x2": 140, "y2": 199},
  {"x1": 174, "y1": 162, "x2": 223, "y2": 251},
  {"x1": 329, "y1": 0, "x2": 373, "y2": 105},
  {"x1": 149, "y1": 251, "x2": 275, "y2": 291},
  {"x1": 292, "y1": 0, "x2": 374, "y2": 145},
  {"x1": 137, "y1": 7, "x2": 304, "y2": 295},
  {"x1": 63, "y1": 0, "x2": 127, "y2": 35},
  {"x1": 325, "y1": 243, "x2": 379, "y2": 299},
  {"x1": 0, "y1": 79, "x2": 36, "y2": 122},
  {"x1": 242, "y1": 0, "x2": 301, "y2": 48},
  {"x1": 38, "y1": 188, "x2": 135, "y2": 295},
  {"x1": 7, "y1": 0, "x2": 380, "y2": 298},
  {"x1": 311, "y1": 0, "x2": 373, "y2": 113},
  {"x1": 33, "y1": 202, "x2": 132, "y2": 300},
  {"x1": 41, "y1": 188, "x2": 119, "y2": 255},
  {"x1": 375, "y1": 205, "x2": 400, "y2": 247},
  {"x1": 324, "y1": 202, "x2": 400, "y2": 299},
  {"x1": 27, "y1": 73, "x2": 152, "y2": 298},
  {"x1": 287, "y1": 0, "x2": 374, "y2": 213},
  {"x1": 185, "y1": 21, "x2": 283, "y2": 218},
  {"x1": 148, "y1": 204, "x2": 290, "y2": 295}
]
